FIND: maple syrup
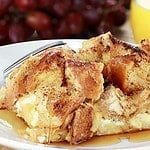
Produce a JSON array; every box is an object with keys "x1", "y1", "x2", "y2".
[
  {"x1": 0, "y1": 109, "x2": 149, "y2": 147},
  {"x1": 0, "y1": 109, "x2": 27, "y2": 134}
]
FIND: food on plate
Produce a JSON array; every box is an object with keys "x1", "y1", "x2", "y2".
[
  {"x1": 140, "y1": 39, "x2": 150, "y2": 56},
  {"x1": 78, "y1": 32, "x2": 150, "y2": 94},
  {"x1": 0, "y1": 32, "x2": 150, "y2": 145}
]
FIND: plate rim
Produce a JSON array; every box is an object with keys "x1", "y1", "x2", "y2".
[{"x1": 0, "y1": 39, "x2": 149, "y2": 150}]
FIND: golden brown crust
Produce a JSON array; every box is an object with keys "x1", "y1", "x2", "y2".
[
  {"x1": 109, "y1": 54, "x2": 150, "y2": 94},
  {"x1": 69, "y1": 104, "x2": 93, "y2": 144},
  {"x1": 140, "y1": 39, "x2": 150, "y2": 56},
  {"x1": 66, "y1": 59, "x2": 104, "y2": 101},
  {"x1": 78, "y1": 32, "x2": 144, "y2": 63},
  {"x1": 4, "y1": 49, "x2": 66, "y2": 109},
  {"x1": 78, "y1": 32, "x2": 150, "y2": 94}
]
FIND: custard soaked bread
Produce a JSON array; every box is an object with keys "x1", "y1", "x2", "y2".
[
  {"x1": 108, "y1": 54, "x2": 150, "y2": 94},
  {"x1": 0, "y1": 32, "x2": 150, "y2": 144},
  {"x1": 78, "y1": 32, "x2": 150, "y2": 94},
  {"x1": 0, "y1": 46, "x2": 104, "y2": 143}
]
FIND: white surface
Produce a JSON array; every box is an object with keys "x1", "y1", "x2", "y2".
[
  {"x1": 0, "y1": 40, "x2": 150, "y2": 150},
  {"x1": 137, "y1": 0, "x2": 150, "y2": 9}
]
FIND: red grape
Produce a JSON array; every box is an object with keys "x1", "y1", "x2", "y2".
[
  {"x1": 111, "y1": 6, "x2": 127, "y2": 26},
  {"x1": 55, "y1": 19, "x2": 70, "y2": 38},
  {"x1": 37, "y1": 28, "x2": 53, "y2": 39},
  {"x1": 26, "y1": 11, "x2": 52, "y2": 31},
  {"x1": 9, "y1": 22, "x2": 34, "y2": 43},
  {"x1": 104, "y1": 0, "x2": 117, "y2": 8},
  {"x1": 0, "y1": 21, "x2": 9, "y2": 45},
  {"x1": 0, "y1": 0, "x2": 130, "y2": 45},
  {"x1": 0, "y1": 0, "x2": 12, "y2": 16},
  {"x1": 66, "y1": 12, "x2": 84, "y2": 35},
  {"x1": 37, "y1": 0, "x2": 54, "y2": 8},
  {"x1": 87, "y1": 0, "x2": 100, "y2": 6},
  {"x1": 25, "y1": 24, "x2": 35, "y2": 38},
  {"x1": 71, "y1": 0, "x2": 86, "y2": 11},
  {"x1": 52, "y1": 0, "x2": 71, "y2": 17},
  {"x1": 97, "y1": 16, "x2": 114, "y2": 34},
  {"x1": 123, "y1": 0, "x2": 131, "y2": 9},
  {"x1": 97, "y1": 23, "x2": 112, "y2": 34},
  {"x1": 98, "y1": 0, "x2": 105, "y2": 7},
  {"x1": 14, "y1": 0, "x2": 37, "y2": 11},
  {"x1": 82, "y1": 6, "x2": 100, "y2": 25}
]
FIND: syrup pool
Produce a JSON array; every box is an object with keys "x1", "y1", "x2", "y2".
[{"x1": 0, "y1": 109, "x2": 149, "y2": 148}]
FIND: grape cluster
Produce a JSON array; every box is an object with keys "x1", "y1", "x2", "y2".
[{"x1": 0, "y1": 0, "x2": 130, "y2": 45}]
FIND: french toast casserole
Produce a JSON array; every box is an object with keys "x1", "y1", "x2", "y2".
[{"x1": 0, "y1": 32, "x2": 150, "y2": 144}]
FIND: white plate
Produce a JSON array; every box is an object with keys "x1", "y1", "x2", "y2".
[{"x1": 0, "y1": 40, "x2": 150, "y2": 150}]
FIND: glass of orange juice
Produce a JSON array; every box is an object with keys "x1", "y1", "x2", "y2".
[{"x1": 130, "y1": 0, "x2": 150, "y2": 43}]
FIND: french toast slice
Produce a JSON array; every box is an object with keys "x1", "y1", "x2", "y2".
[
  {"x1": 67, "y1": 103, "x2": 94, "y2": 144},
  {"x1": 78, "y1": 32, "x2": 141, "y2": 63},
  {"x1": 78, "y1": 32, "x2": 150, "y2": 94},
  {"x1": 68, "y1": 85, "x2": 150, "y2": 144},
  {"x1": 0, "y1": 45, "x2": 104, "y2": 143},
  {"x1": 108, "y1": 54, "x2": 150, "y2": 94},
  {"x1": 92, "y1": 85, "x2": 150, "y2": 136},
  {"x1": 0, "y1": 32, "x2": 150, "y2": 145}
]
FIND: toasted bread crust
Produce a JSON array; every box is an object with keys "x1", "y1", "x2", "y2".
[
  {"x1": 69, "y1": 104, "x2": 93, "y2": 144},
  {"x1": 140, "y1": 39, "x2": 150, "y2": 57},
  {"x1": 109, "y1": 54, "x2": 150, "y2": 94},
  {"x1": 78, "y1": 32, "x2": 150, "y2": 94}
]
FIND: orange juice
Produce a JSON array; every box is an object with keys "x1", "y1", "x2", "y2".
[{"x1": 130, "y1": 0, "x2": 150, "y2": 43}]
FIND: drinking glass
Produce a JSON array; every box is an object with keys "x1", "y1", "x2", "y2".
[{"x1": 130, "y1": 0, "x2": 150, "y2": 43}]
